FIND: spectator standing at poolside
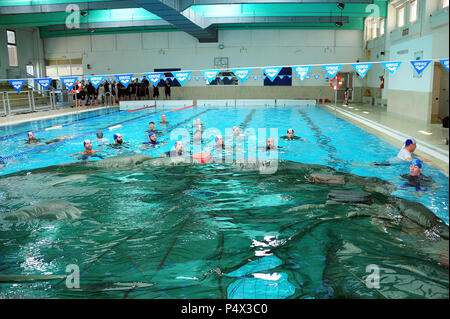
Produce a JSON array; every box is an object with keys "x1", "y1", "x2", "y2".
[
  {"x1": 153, "y1": 84, "x2": 160, "y2": 100},
  {"x1": 98, "y1": 83, "x2": 105, "y2": 105},
  {"x1": 164, "y1": 79, "x2": 171, "y2": 100},
  {"x1": 104, "y1": 80, "x2": 112, "y2": 106}
]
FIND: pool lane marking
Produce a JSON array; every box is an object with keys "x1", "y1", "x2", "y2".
[
  {"x1": 127, "y1": 104, "x2": 156, "y2": 113},
  {"x1": 108, "y1": 125, "x2": 122, "y2": 130},
  {"x1": 0, "y1": 108, "x2": 125, "y2": 142},
  {"x1": 171, "y1": 103, "x2": 197, "y2": 112}
]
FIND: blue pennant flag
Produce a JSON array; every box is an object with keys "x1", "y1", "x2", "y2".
[
  {"x1": 352, "y1": 62, "x2": 372, "y2": 79},
  {"x1": 382, "y1": 62, "x2": 402, "y2": 75},
  {"x1": 227, "y1": 76, "x2": 233, "y2": 80},
  {"x1": 87, "y1": 75, "x2": 105, "y2": 89},
  {"x1": 322, "y1": 64, "x2": 343, "y2": 79},
  {"x1": 114, "y1": 74, "x2": 133, "y2": 88},
  {"x1": 201, "y1": 70, "x2": 220, "y2": 84},
  {"x1": 253, "y1": 75, "x2": 259, "y2": 80},
  {"x1": 194, "y1": 76, "x2": 200, "y2": 81},
  {"x1": 262, "y1": 76, "x2": 267, "y2": 80},
  {"x1": 440, "y1": 59, "x2": 449, "y2": 71},
  {"x1": 8, "y1": 79, "x2": 25, "y2": 93},
  {"x1": 288, "y1": 75, "x2": 292, "y2": 79},
  {"x1": 188, "y1": 77, "x2": 192, "y2": 81},
  {"x1": 279, "y1": 75, "x2": 285, "y2": 79},
  {"x1": 293, "y1": 65, "x2": 312, "y2": 80},
  {"x1": 162, "y1": 77, "x2": 167, "y2": 81},
  {"x1": 60, "y1": 77, "x2": 78, "y2": 90},
  {"x1": 314, "y1": 75, "x2": 320, "y2": 79},
  {"x1": 35, "y1": 78, "x2": 52, "y2": 90},
  {"x1": 172, "y1": 71, "x2": 191, "y2": 86},
  {"x1": 219, "y1": 76, "x2": 225, "y2": 80},
  {"x1": 144, "y1": 73, "x2": 163, "y2": 87},
  {"x1": 169, "y1": 77, "x2": 175, "y2": 81},
  {"x1": 262, "y1": 67, "x2": 282, "y2": 82},
  {"x1": 232, "y1": 68, "x2": 252, "y2": 83},
  {"x1": 306, "y1": 75, "x2": 310, "y2": 79},
  {"x1": 410, "y1": 60, "x2": 431, "y2": 75}
]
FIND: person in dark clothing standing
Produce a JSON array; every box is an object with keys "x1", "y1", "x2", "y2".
[
  {"x1": 104, "y1": 80, "x2": 112, "y2": 106},
  {"x1": 164, "y1": 79, "x2": 171, "y2": 100},
  {"x1": 153, "y1": 84, "x2": 160, "y2": 100}
]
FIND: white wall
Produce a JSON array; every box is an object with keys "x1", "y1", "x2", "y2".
[{"x1": 43, "y1": 29, "x2": 364, "y2": 87}]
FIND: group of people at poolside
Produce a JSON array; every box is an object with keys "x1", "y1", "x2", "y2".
[{"x1": 70, "y1": 78, "x2": 172, "y2": 109}]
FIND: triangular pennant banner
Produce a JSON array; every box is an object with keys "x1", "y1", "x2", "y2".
[
  {"x1": 227, "y1": 76, "x2": 233, "y2": 80},
  {"x1": 35, "y1": 78, "x2": 52, "y2": 90},
  {"x1": 287, "y1": 75, "x2": 292, "y2": 78},
  {"x1": 253, "y1": 76, "x2": 259, "y2": 80},
  {"x1": 201, "y1": 70, "x2": 220, "y2": 84},
  {"x1": 410, "y1": 60, "x2": 431, "y2": 75},
  {"x1": 219, "y1": 76, "x2": 225, "y2": 80},
  {"x1": 279, "y1": 75, "x2": 285, "y2": 79},
  {"x1": 382, "y1": 62, "x2": 402, "y2": 75},
  {"x1": 352, "y1": 62, "x2": 372, "y2": 79},
  {"x1": 440, "y1": 59, "x2": 449, "y2": 71},
  {"x1": 188, "y1": 77, "x2": 192, "y2": 81},
  {"x1": 293, "y1": 65, "x2": 312, "y2": 80},
  {"x1": 314, "y1": 75, "x2": 320, "y2": 79},
  {"x1": 8, "y1": 79, "x2": 25, "y2": 93},
  {"x1": 87, "y1": 75, "x2": 105, "y2": 89},
  {"x1": 322, "y1": 64, "x2": 343, "y2": 78},
  {"x1": 169, "y1": 77, "x2": 175, "y2": 81},
  {"x1": 194, "y1": 76, "x2": 200, "y2": 81},
  {"x1": 262, "y1": 76, "x2": 267, "y2": 80},
  {"x1": 114, "y1": 74, "x2": 133, "y2": 88},
  {"x1": 60, "y1": 77, "x2": 78, "y2": 91},
  {"x1": 144, "y1": 73, "x2": 163, "y2": 87},
  {"x1": 172, "y1": 71, "x2": 191, "y2": 86},
  {"x1": 232, "y1": 68, "x2": 252, "y2": 83},
  {"x1": 262, "y1": 67, "x2": 282, "y2": 82}
]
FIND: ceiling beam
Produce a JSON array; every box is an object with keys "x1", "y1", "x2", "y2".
[
  {"x1": 131, "y1": 0, "x2": 218, "y2": 42},
  {"x1": 0, "y1": 1, "x2": 139, "y2": 14},
  {"x1": 178, "y1": 0, "x2": 375, "y2": 11}
]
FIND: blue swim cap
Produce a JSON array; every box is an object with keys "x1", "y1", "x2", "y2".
[
  {"x1": 405, "y1": 138, "x2": 416, "y2": 146},
  {"x1": 113, "y1": 133, "x2": 121, "y2": 140},
  {"x1": 411, "y1": 158, "x2": 422, "y2": 168},
  {"x1": 215, "y1": 135, "x2": 222, "y2": 142},
  {"x1": 148, "y1": 132, "x2": 155, "y2": 138},
  {"x1": 174, "y1": 141, "x2": 178, "y2": 147}
]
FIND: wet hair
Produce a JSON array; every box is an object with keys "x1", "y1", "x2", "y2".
[
  {"x1": 287, "y1": 129, "x2": 294, "y2": 134},
  {"x1": 96, "y1": 131, "x2": 103, "y2": 139},
  {"x1": 149, "y1": 121, "x2": 155, "y2": 125}
]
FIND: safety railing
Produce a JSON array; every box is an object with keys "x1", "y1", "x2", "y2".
[{"x1": 0, "y1": 89, "x2": 56, "y2": 116}]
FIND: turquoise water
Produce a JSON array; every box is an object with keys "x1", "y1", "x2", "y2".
[{"x1": 0, "y1": 105, "x2": 448, "y2": 299}]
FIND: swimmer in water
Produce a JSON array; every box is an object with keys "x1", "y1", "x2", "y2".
[
  {"x1": 168, "y1": 141, "x2": 190, "y2": 157},
  {"x1": 26, "y1": 132, "x2": 72, "y2": 146},
  {"x1": 232, "y1": 126, "x2": 242, "y2": 137},
  {"x1": 146, "y1": 121, "x2": 160, "y2": 134},
  {"x1": 266, "y1": 137, "x2": 277, "y2": 151},
  {"x1": 112, "y1": 133, "x2": 123, "y2": 146},
  {"x1": 71, "y1": 139, "x2": 100, "y2": 157},
  {"x1": 160, "y1": 114, "x2": 169, "y2": 125},
  {"x1": 400, "y1": 159, "x2": 434, "y2": 189},
  {"x1": 96, "y1": 130, "x2": 109, "y2": 146},
  {"x1": 279, "y1": 129, "x2": 306, "y2": 141},
  {"x1": 141, "y1": 132, "x2": 168, "y2": 148},
  {"x1": 193, "y1": 125, "x2": 203, "y2": 143},
  {"x1": 214, "y1": 135, "x2": 225, "y2": 151}
]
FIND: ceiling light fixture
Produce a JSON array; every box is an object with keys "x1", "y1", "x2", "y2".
[
  {"x1": 81, "y1": 11, "x2": 89, "y2": 17},
  {"x1": 337, "y1": 3, "x2": 345, "y2": 10}
]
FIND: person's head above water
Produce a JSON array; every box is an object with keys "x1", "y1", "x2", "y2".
[
  {"x1": 96, "y1": 131, "x2": 103, "y2": 139},
  {"x1": 287, "y1": 129, "x2": 295, "y2": 138},
  {"x1": 27, "y1": 132, "x2": 36, "y2": 141},
  {"x1": 232, "y1": 126, "x2": 240, "y2": 136},
  {"x1": 174, "y1": 141, "x2": 184, "y2": 153},
  {"x1": 83, "y1": 139, "x2": 92, "y2": 151},
  {"x1": 113, "y1": 133, "x2": 123, "y2": 144},
  {"x1": 149, "y1": 121, "x2": 155, "y2": 130},
  {"x1": 410, "y1": 158, "x2": 422, "y2": 176},
  {"x1": 215, "y1": 135, "x2": 224, "y2": 145},
  {"x1": 161, "y1": 114, "x2": 167, "y2": 122},
  {"x1": 266, "y1": 137, "x2": 275, "y2": 149},
  {"x1": 148, "y1": 132, "x2": 157, "y2": 142},
  {"x1": 404, "y1": 138, "x2": 417, "y2": 152}
]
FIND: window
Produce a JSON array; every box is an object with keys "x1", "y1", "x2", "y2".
[
  {"x1": 45, "y1": 58, "x2": 83, "y2": 77},
  {"x1": 380, "y1": 18, "x2": 385, "y2": 36},
  {"x1": 372, "y1": 20, "x2": 378, "y2": 39},
  {"x1": 397, "y1": 6, "x2": 405, "y2": 28},
  {"x1": 409, "y1": 0, "x2": 417, "y2": 23},
  {"x1": 7, "y1": 29, "x2": 18, "y2": 67},
  {"x1": 443, "y1": 0, "x2": 449, "y2": 8}
]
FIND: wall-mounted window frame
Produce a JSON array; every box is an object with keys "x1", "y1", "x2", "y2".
[
  {"x1": 7, "y1": 29, "x2": 18, "y2": 67},
  {"x1": 443, "y1": 0, "x2": 449, "y2": 8},
  {"x1": 397, "y1": 5, "x2": 406, "y2": 28},
  {"x1": 409, "y1": 0, "x2": 418, "y2": 23}
]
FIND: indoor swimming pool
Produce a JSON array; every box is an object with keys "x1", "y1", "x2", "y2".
[{"x1": 0, "y1": 104, "x2": 448, "y2": 299}]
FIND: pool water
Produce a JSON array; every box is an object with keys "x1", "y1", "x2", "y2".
[{"x1": 0, "y1": 105, "x2": 448, "y2": 299}]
